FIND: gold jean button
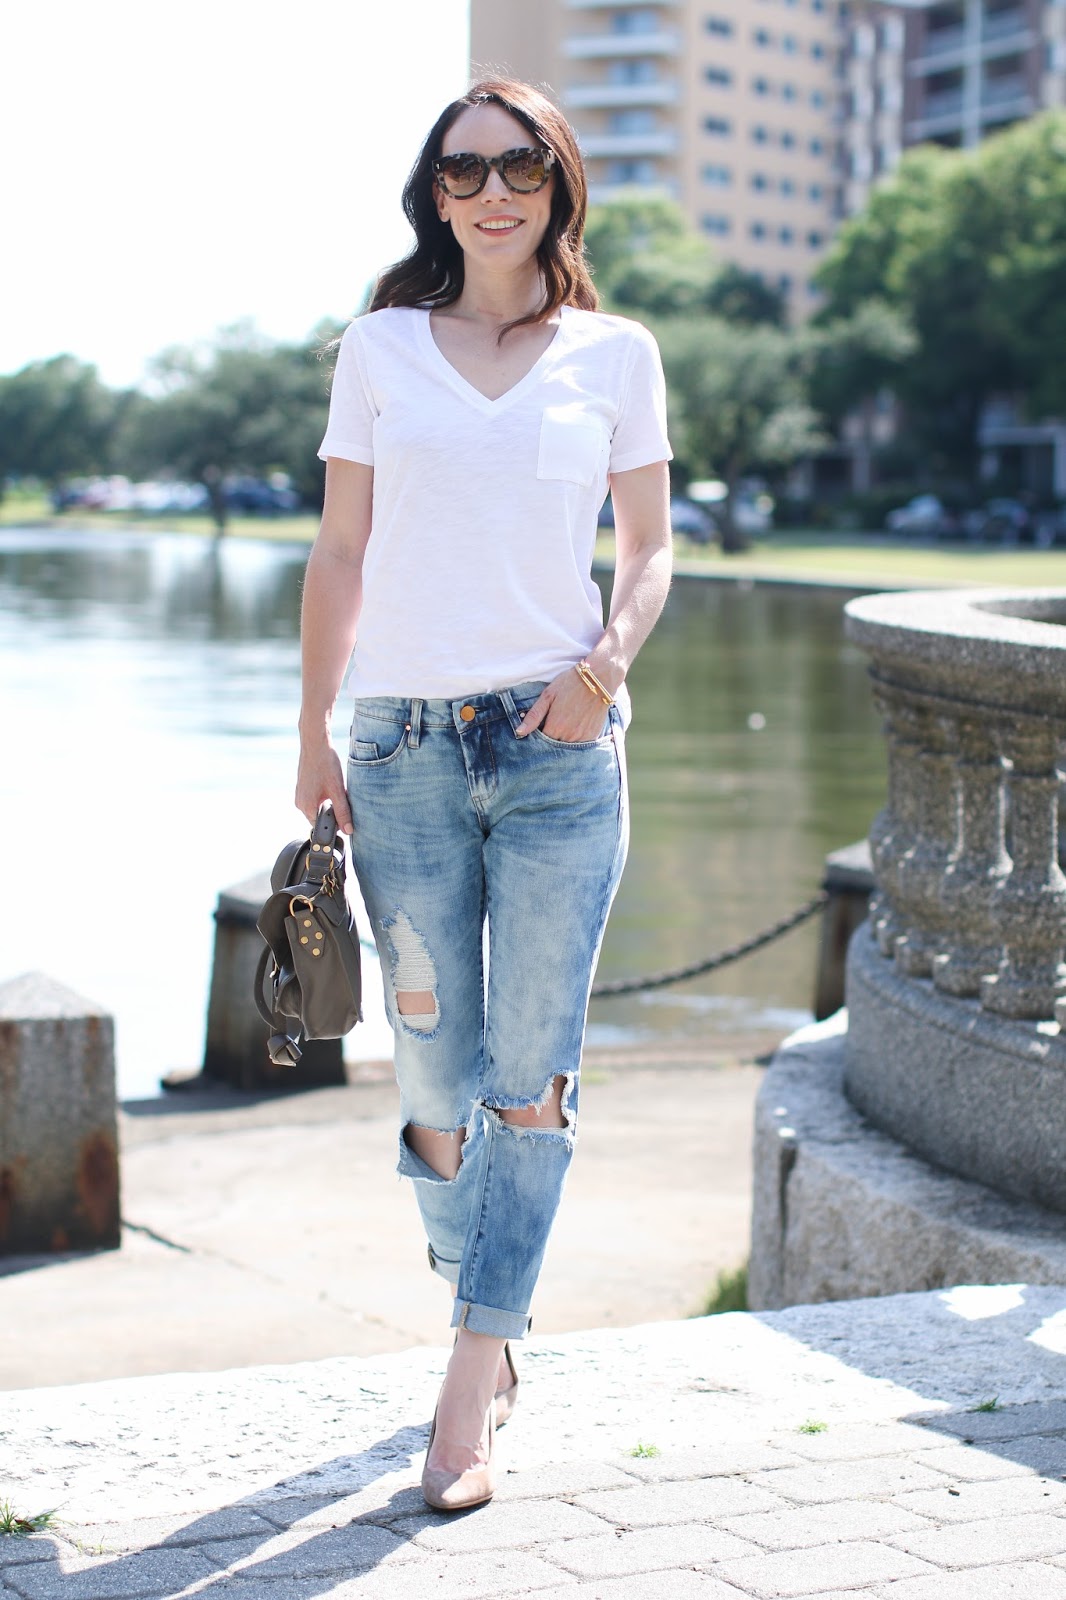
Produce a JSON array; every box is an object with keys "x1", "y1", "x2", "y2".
[{"x1": 460, "y1": 705, "x2": 476, "y2": 722}]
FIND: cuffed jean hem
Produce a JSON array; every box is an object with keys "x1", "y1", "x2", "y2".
[
  {"x1": 427, "y1": 1243, "x2": 461, "y2": 1286},
  {"x1": 451, "y1": 1297, "x2": 534, "y2": 1341}
]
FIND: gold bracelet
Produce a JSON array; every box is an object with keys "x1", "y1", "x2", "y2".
[{"x1": 576, "y1": 659, "x2": 615, "y2": 708}]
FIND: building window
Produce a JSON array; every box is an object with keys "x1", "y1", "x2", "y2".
[
  {"x1": 782, "y1": 83, "x2": 798, "y2": 102},
  {"x1": 702, "y1": 163, "x2": 733, "y2": 185},
  {"x1": 779, "y1": 225, "x2": 795, "y2": 244},
  {"x1": 608, "y1": 109, "x2": 658, "y2": 133},
  {"x1": 808, "y1": 230, "x2": 825, "y2": 248},
  {"x1": 808, "y1": 182, "x2": 824, "y2": 200},
  {"x1": 751, "y1": 221, "x2": 768, "y2": 240},
  {"x1": 780, "y1": 176, "x2": 796, "y2": 195},
  {"x1": 704, "y1": 116, "x2": 732, "y2": 135},
  {"x1": 702, "y1": 214, "x2": 733, "y2": 235},
  {"x1": 611, "y1": 10, "x2": 660, "y2": 35},
  {"x1": 810, "y1": 89, "x2": 826, "y2": 108},
  {"x1": 781, "y1": 129, "x2": 796, "y2": 148},
  {"x1": 778, "y1": 274, "x2": 794, "y2": 292},
  {"x1": 811, "y1": 41, "x2": 826, "y2": 59},
  {"x1": 608, "y1": 58, "x2": 657, "y2": 85},
  {"x1": 754, "y1": 76, "x2": 771, "y2": 94},
  {"x1": 705, "y1": 66, "x2": 733, "y2": 85},
  {"x1": 605, "y1": 159, "x2": 658, "y2": 184},
  {"x1": 752, "y1": 124, "x2": 770, "y2": 142},
  {"x1": 812, "y1": 0, "x2": 826, "y2": 10},
  {"x1": 705, "y1": 16, "x2": 733, "y2": 36},
  {"x1": 754, "y1": 28, "x2": 772, "y2": 46},
  {"x1": 751, "y1": 172, "x2": 770, "y2": 190},
  {"x1": 782, "y1": 34, "x2": 798, "y2": 53},
  {"x1": 810, "y1": 137, "x2": 825, "y2": 154}
]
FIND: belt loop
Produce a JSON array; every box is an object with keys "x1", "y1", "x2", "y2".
[
  {"x1": 408, "y1": 698, "x2": 423, "y2": 748},
  {"x1": 498, "y1": 687, "x2": 519, "y2": 731}
]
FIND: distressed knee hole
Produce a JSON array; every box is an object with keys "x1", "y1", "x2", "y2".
[
  {"x1": 498, "y1": 1073, "x2": 572, "y2": 1133},
  {"x1": 403, "y1": 1122, "x2": 466, "y2": 1181},
  {"x1": 382, "y1": 910, "x2": 439, "y2": 1034}
]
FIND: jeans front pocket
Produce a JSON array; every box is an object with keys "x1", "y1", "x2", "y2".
[{"x1": 347, "y1": 723, "x2": 409, "y2": 767}]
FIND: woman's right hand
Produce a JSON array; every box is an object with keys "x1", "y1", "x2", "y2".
[{"x1": 295, "y1": 738, "x2": 354, "y2": 834}]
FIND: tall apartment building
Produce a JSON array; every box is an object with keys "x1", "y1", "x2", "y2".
[
  {"x1": 842, "y1": 0, "x2": 1066, "y2": 214},
  {"x1": 470, "y1": 0, "x2": 842, "y2": 318},
  {"x1": 472, "y1": 1, "x2": 1066, "y2": 319}
]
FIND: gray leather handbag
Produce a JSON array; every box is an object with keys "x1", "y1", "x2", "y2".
[{"x1": 254, "y1": 804, "x2": 363, "y2": 1067}]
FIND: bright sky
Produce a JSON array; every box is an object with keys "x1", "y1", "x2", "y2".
[{"x1": 1, "y1": 0, "x2": 470, "y2": 387}]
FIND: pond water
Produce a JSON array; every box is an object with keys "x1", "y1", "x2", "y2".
[{"x1": 0, "y1": 528, "x2": 886, "y2": 1100}]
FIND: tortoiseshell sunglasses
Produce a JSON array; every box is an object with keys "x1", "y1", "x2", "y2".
[{"x1": 432, "y1": 147, "x2": 556, "y2": 199}]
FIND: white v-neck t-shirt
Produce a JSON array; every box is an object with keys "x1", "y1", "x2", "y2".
[{"x1": 317, "y1": 304, "x2": 672, "y2": 701}]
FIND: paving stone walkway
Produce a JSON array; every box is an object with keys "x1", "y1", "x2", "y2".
[{"x1": 4, "y1": 1286, "x2": 1066, "y2": 1598}]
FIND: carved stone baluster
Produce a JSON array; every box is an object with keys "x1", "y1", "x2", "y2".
[
  {"x1": 891, "y1": 694, "x2": 959, "y2": 979},
  {"x1": 933, "y1": 708, "x2": 1009, "y2": 997},
  {"x1": 867, "y1": 679, "x2": 920, "y2": 958},
  {"x1": 981, "y1": 717, "x2": 1066, "y2": 1019}
]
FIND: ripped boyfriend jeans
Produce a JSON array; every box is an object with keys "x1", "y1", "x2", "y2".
[{"x1": 346, "y1": 680, "x2": 629, "y2": 1341}]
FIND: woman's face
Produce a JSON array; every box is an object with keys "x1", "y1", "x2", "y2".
[{"x1": 434, "y1": 104, "x2": 555, "y2": 270}]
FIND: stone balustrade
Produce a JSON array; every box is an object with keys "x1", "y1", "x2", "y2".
[{"x1": 842, "y1": 588, "x2": 1066, "y2": 1214}]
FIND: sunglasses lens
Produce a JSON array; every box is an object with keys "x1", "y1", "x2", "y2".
[
  {"x1": 437, "y1": 155, "x2": 485, "y2": 197},
  {"x1": 504, "y1": 150, "x2": 551, "y2": 191}
]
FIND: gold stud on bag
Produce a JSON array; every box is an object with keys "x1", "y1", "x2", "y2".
[{"x1": 254, "y1": 804, "x2": 363, "y2": 1067}]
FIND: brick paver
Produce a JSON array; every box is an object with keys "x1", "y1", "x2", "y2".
[{"x1": 5, "y1": 1290, "x2": 1066, "y2": 1600}]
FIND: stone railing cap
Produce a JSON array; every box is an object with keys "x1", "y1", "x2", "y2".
[{"x1": 844, "y1": 587, "x2": 1066, "y2": 710}]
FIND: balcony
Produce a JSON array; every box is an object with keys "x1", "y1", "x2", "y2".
[
  {"x1": 921, "y1": 85, "x2": 966, "y2": 120},
  {"x1": 564, "y1": 31, "x2": 681, "y2": 59},
  {"x1": 587, "y1": 180, "x2": 678, "y2": 205},
  {"x1": 566, "y1": 79, "x2": 679, "y2": 108},
  {"x1": 982, "y1": 7, "x2": 1030, "y2": 43},
  {"x1": 579, "y1": 130, "x2": 680, "y2": 157}
]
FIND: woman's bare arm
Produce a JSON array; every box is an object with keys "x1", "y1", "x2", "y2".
[
  {"x1": 516, "y1": 459, "x2": 672, "y2": 741},
  {"x1": 295, "y1": 457, "x2": 374, "y2": 831}
]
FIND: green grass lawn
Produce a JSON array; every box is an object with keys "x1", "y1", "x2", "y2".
[{"x1": 5, "y1": 493, "x2": 1065, "y2": 589}]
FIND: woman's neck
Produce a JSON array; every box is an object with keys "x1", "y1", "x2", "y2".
[{"x1": 447, "y1": 260, "x2": 547, "y2": 328}]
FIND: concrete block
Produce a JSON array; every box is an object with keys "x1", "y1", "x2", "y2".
[
  {"x1": 868, "y1": 1565, "x2": 1066, "y2": 1600},
  {"x1": 501, "y1": 1578, "x2": 743, "y2": 1600},
  {"x1": 717, "y1": 1496, "x2": 933, "y2": 1551},
  {"x1": 545, "y1": 1522, "x2": 760, "y2": 1577},
  {"x1": 748, "y1": 1013, "x2": 1066, "y2": 1311},
  {"x1": 202, "y1": 873, "x2": 345, "y2": 1092},
  {"x1": 0, "y1": 972, "x2": 119, "y2": 1254},
  {"x1": 573, "y1": 1477, "x2": 785, "y2": 1526},
  {"x1": 889, "y1": 1511, "x2": 1066, "y2": 1568},
  {"x1": 749, "y1": 1457, "x2": 949, "y2": 1504},
  {"x1": 894, "y1": 1477, "x2": 1066, "y2": 1522},
  {"x1": 713, "y1": 1540, "x2": 936, "y2": 1598},
  {"x1": 4, "y1": 1546, "x2": 215, "y2": 1599},
  {"x1": 403, "y1": 1499, "x2": 607, "y2": 1554}
]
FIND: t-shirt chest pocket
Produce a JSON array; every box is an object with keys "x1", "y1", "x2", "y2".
[{"x1": 536, "y1": 405, "x2": 607, "y2": 488}]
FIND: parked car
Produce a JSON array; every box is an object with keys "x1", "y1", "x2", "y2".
[
  {"x1": 224, "y1": 476, "x2": 300, "y2": 514},
  {"x1": 597, "y1": 495, "x2": 717, "y2": 541},
  {"x1": 884, "y1": 494, "x2": 959, "y2": 538}
]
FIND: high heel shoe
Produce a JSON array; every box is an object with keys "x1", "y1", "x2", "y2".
[
  {"x1": 495, "y1": 1341, "x2": 519, "y2": 1429},
  {"x1": 422, "y1": 1392, "x2": 497, "y2": 1512}
]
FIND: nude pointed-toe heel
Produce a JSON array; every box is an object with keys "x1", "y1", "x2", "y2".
[
  {"x1": 495, "y1": 1341, "x2": 519, "y2": 1429},
  {"x1": 421, "y1": 1396, "x2": 497, "y2": 1512}
]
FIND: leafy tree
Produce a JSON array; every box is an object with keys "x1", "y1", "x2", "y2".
[
  {"x1": 585, "y1": 196, "x2": 785, "y2": 325},
  {"x1": 0, "y1": 356, "x2": 120, "y2": 499},
  {"x1": 655, "y1": 318, "x2": 828, "y2": 550},
  {"x1": 127, "y1": 323, "x2": 338, "y2": 531},
  {"x1": 803, "y1": 300, "x2": 918, "y2": 487},
  {"x1": 814, "y1": 112, "x2": 1066, "y2": 478}
]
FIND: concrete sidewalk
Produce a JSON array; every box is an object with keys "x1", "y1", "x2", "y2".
[
  {"x1": 1, "y1": 1045, "x2": 775, "y2": 1391},
  {"x1": 4, "y1": 1286, "x2": 1066, "y2": 1598}
]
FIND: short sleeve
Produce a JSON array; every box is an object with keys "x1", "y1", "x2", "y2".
[
  {"x1": 317, "y1": 322, "x2": 376, "y2": 465},
  {"x1": 609, "y1": 325, "x2": 673, "y2": 475}
]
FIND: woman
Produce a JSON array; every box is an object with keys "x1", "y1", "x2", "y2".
[{"x1": 296, "y1": 77, "x2": 672, "y2": 1511}]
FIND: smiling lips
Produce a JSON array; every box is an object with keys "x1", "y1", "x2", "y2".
[{"x1": 476, "y1": 217, "x2": 523, "y2": 233}]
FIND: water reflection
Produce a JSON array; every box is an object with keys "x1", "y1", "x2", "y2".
[{"x1": 0, "y1": 529, "x2": 886, "y2": 1098}]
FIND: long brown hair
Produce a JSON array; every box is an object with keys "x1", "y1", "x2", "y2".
[{"x1": 370, "y1": 77, "x2": 598, "y2": 339}]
